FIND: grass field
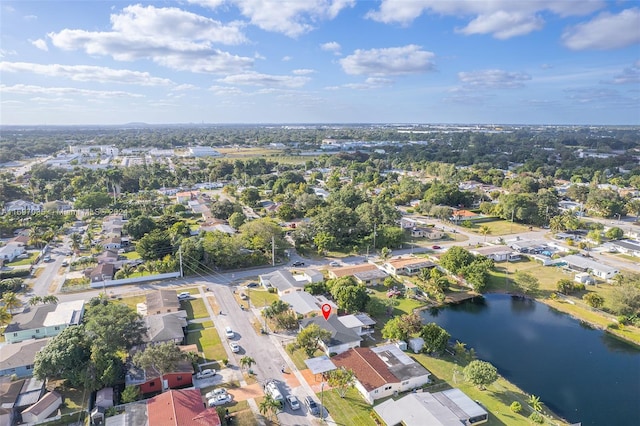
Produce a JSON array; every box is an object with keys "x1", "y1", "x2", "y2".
[
  {"x1": 122, "y1": 251, "x2": 140, "y2": 260},
  {"x1": 247, "y1": 288, "x2": 279, "y2": 308},
  {"x1": 466, "y1": 218, "x2": 534, "y2": 236},
  {"x1": 319, "y1": 387, "x2": 375, "y2": 426},
  {"x1": 186, "y1": 326, "x2": 227, "y2": 362},
  {"x1": 181, "y1": 297, "x2": 210, "y2": 320},
  {"x1": 118, "y1": 294, "x2": 146, "y2": 310},
  {"x1": 5, "y1": 252, "x2": 39, "y2": 266}
]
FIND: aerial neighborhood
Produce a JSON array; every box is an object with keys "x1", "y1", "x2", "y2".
[{"x1": 0, "y1": 125, "x2": 639, "y2": 426}]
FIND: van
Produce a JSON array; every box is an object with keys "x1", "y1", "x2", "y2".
[{"x1": 264, "y1": 380, "x2": 283, "y2": 402}]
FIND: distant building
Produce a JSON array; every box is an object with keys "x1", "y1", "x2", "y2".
[
  {"x1": 3, "y1": 200, "x2": 43, "y2": 214},
  {"x1": 187, "y1": 147, "x2": 221, "y2": 157},
  {"x1": 4, "y1": 300, "x2": 84, "y2": 344},
  {"x1": 328, "y1": 263, "x2": 388, "y2": 286},
  {"x1": 383, "y1": 258, "x2": 435, "y2": 276}
]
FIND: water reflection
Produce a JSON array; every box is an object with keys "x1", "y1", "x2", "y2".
[{"x1": 509, "y1": 295, "x2": 536, "y2": 314}]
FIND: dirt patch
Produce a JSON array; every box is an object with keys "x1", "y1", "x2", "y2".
[{"x1": 227, "y1": 383, "x2": 264, "y2": 402}]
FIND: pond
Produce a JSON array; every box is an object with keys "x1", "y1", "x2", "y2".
[{"x1": 421, "y1": 293, "x2": 640, "y2": 426}]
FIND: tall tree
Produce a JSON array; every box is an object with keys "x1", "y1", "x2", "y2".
[
  {"x1": 513, "y1": 271, "x2": 540, "y2": 297},
  {"x1": 133, "y1": 342, "x2": 187, "y2": 392},
  {"x1": 33, "y1": 326, "x2": 92, "y2": 387},
  {"x1": 239, "y1": 356, "x2": 256, "y2": 371},
  {"x1": 296, "y1": 324, "x2": 331, "y2": 357},
  {"x1": 327, "y1": 367, "x2": 355, "y2": 398},
  {"x1": 420, "y1": 323, "x2": 451, "y2": 354},
  {"x1": 83, "y1": 301, "x2": 146, "y2": 353},
  {"x1": 463, "y1": 360, "x2": 498, "y2": 390},
  {"x1": 2, "y1": 292, "x2": 21, "y2": 315},
  {"x1": 258, "y1": 393, "x2": 281, "y2": 421}
]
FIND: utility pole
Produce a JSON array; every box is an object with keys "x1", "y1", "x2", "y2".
[
  {"x1": 178, "y1": 246, "x2": 183, "y2": 277},
  {"x1": 373, "y1": 223, "x2": 377, "y2": 251},
  {"x1": 272, "y1": 236, "x2": 275, "y2": 266},
  {"x1": 510, "y1": 209, "x2": 515, "y2": 234}
]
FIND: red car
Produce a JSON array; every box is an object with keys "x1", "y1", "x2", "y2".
[{"x1": 432, "y1": 245, "x2": 441, "y2": 250}]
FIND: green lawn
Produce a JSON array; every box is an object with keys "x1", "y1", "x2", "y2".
[
  {"x1": 247, "y1": 289, "x2": 279, "y2": 308},
  {"x1": 122, "y1": 251, "x2": 140, "y2": 260},
  {"x1": 319, "y1": 387, "x2": 375, "y2": 426},
  {"x1": 181, "y1": 298, "x2": 210, "y2": 319},
  {"x1": 288, "y1": 346, "x2": 323, "y2": 370},
  {"x1": 411, "y1": 353, "x2": 568, "y2": 426},
  {"x1": 118, "y1": 295, "x2": 146, "y2": 310},
  {"x1": 467, "y1": 218, "x2": 533, "y2": 236},
  {"x1": 186, "y1": 326, "x2": 226, "y2": 362},
  {"x1": 5, "y1": 252, "x2": 39, "y2": 266}
]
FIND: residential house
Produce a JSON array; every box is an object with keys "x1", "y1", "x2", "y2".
[
  {"x1": 96, "y1": 249, "x2": 119, "y2": 265},
  {"x1": 126, "y1": 356, "x2": 194, "y2": 395},
  {"x1": 328, "y1": 263, "x2": 388, "y2": 286},
  {"x1": 176, "y1": 191, "x2": 198, "y2": 204},
  {"x1": 21, "y1": 391, "x2": 62, "y2": 424},
  {"x1": 562, "y1": 255, "x2": 619, "y2": 280},
  {"x1": 145, "y1": 290, "x2": 181, "y2": 315},
  {"x1": 0, "y1": 379, "x2": 25, "y2": 426},
  {"x1": 281, "y1": 291, "x2": 324, "y2": 316},
  {"x1": 610, "y1": 240, "x2": 640, "y2": 257},
  {"x1": 3, "y1": 200, "x2": 43, "y2": 214},
  {"x1": 450, "y1": 209, "x2": 481, "y2": 223},
  {"x1": 147, "y1": 389, "x2": 221, "y2": 426},
  {"x1": 90, "y1": 263, "x2": 115, "y2": 283},
  {"x1": 43, "y1": 200, "x2": 73, "y2": 212},
  {"x1": 410, "y1": 227, "x2": 444, "y2": 240},
  {"x1": 470, "y1": 245, "x2": 520, "y2": 262},
  {"x1": 3, "y1": 300, "x2": 84, "y2": 344},
  {"x1": 383, "y1": 258, "x2": 435, "y2": 276},
  {"x1": 142, "y1": 312, "x2": 188, "y2": 346},
  {"x1": 299, "y1": 315, "x2": 362, "y2": 355},
  {"x1": 0, "y1": 338, "x2": 50, "y2": 378},
  {"x1": 337, "y1": 314, "x2": 376, "y2": 337},
  {"x1": 259, "y1": 270, "x2": 305, "y2": 295},
  {"x1": 102, "y1": 214, "x2": 126, "y2": 235},
  {"x1": 187, "y1": 147, "x2": 221, "y2": 157},
  {"x1": 374, "y1": 388, "x2": 489, "y2": 426},
  {"x1": 0, "y1": 242, "x2": 26, "y2": 263},
  {"x1": 302, "y1": 269, "x2": 324, "y2": 284},
  {"x1": 103, "y1": 236, "x2": 122, "y2": 250},
  {"x1": 332, "y1": 345, "x2": 431, "y2": 404}
]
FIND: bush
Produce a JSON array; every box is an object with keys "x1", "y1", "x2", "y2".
[
  {"x1": 529, "y1": 411, "x2": 544, "y2": 423},
  {"x1": 510, "y1": 401, "x2": 522, "y2": 414}
]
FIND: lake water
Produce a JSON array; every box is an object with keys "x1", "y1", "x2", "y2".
[{"x1": 421, "y1": 293, "x2": 640, "y2": 426}]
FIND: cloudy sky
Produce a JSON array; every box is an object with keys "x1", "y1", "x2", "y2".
[{"x1": 1, "y1": 1, "x2": 639, "y2": 125}]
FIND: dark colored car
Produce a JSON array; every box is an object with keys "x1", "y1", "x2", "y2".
[
  {"x1": 431, "y1": 245, "x2": 441, "y2": 250},
  {"x1": 305, "y1": 396, "x2": 320, "y2": 416},
  {"x1": 291, "y1": 261, "x2": 305, "y2": 267},
  {"x1": 246, "y1": 282, "x2": 259, "y2": 288}
]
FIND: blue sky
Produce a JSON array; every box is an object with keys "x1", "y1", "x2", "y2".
[{"x1": 1, "y1": 1, "x2": 639, "y2": 125}]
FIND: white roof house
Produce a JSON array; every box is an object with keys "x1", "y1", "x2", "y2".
[
  {"x1": 562, "y1": 255, "x2": 619, "y2": 280},
  {"x1": 280, "y1": 291, "x2": 321, "y2": 315},
  {"x1": 4, "y1": 300, "x2": 84, "y2": 344},
  {"x1": 259, "y1": 270, "x2": 305, "y2": 295}
]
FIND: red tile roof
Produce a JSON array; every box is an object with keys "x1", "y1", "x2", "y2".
[
  {"x1": 147, "y1": 389, "x2": 221, "y2": 426},
  {"x1": 332, "y1": 347, "x2": 399, "y2": 392}
]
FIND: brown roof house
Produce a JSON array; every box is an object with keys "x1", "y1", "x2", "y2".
[
  {"x1": 327, "y1": 263, "x2": 388, "y2": 286},
  {"x1": 332, "y1": 344, "x2": 431, "y2": 404}
]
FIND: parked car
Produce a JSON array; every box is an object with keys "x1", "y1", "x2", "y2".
[
  {"x1": 246, "y1": 282, "x2": 259, "y2": 288},
  {"x1": 431, "y1": 245, "x2": 441, "y2": 250},
  {"x1": 305, "y1": 396, "x2": 320, "y2": 416},
  {"x1": 264, "y1": 380, "x2": 284, "y2": 402},
  {"x1": 208, "y1": 394, "x2": 233, "y2": 406},
  {"x1": 229, "y1": 342, "x2": 240, "y2": 353},
  {"x1": 205, "y1": 388, "x2": 228, "y2": 399},
  {"x1": 291, "y1": 261, "x2": 304, "y2": 267},
  {"x1": 286, "y1": 395, "x2": 300, "y2": 410},
  {"x1": 177, "y1": 292, "x2": 191, "y2": 300},
  {"x1": 225, "y1": 326, "x2": 235, "y2": 339},
  {"x1": 196, "y1": 369, "x2": 216, "y2": 379},
  {"x1": 329, "y1": 261, "x2": 340, "y2": 267}
]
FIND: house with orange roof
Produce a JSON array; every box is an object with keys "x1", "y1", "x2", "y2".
[
  {"x1": 147, "y1": 389, "x2": 221, "y2": 426},
  {"x1": 332, "y1": 344, "x2": 431, "y2": 404},
  {"x1": 327, "y1": 263, "x2": 388, "y2": 286},
  {"x1": 450, "y1": 209, "x2": 482, "y2": 223}
]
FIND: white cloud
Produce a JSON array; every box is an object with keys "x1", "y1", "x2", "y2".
[
  {"x1": 341, "y1": 77, "x2": 394, "y2": 90},
  {"x1": 292, "y1": 69, "x2": 315, "y2": 75},
  {"x1": 208, "y1": 85, "x2": 246, "y2": 96},
  {"x1": 191, "y1": 0, "x2": 355, "y2": 37},
  {"x1": 0, "y1": 84, "x2": 143, "y2": 99},
  {"x1": 321, "y1": 41, "x2": 341, "y2": 55},
  {"x1": 0, "y1": 49, "x2": 17, "y2": 58},
  {"x1": 0, "y1": 62, "x2": 173, "y2": 85},
  {"x1": 367, "y1": 0, "x2": 603, "y2": 39},
  {"x1": 562, "y1": 8, "x2": 640, "y2": 50},
  {"x1": 30, "y1": 39, "x2": 48, "y2": 51},
  {"x1": 564, "y1": 87, "x2": 637, "y2": 106},
  {"x1": 23, "y1": 14, "x2": 37, "y2": 21},
  {"x1": 458, "y1": 69, "x2": 531, "y2": 89},
  {"x1": 340, "y1": 45, "x2": 435, "y2": 76},
  {"x1": 217, "y1": 71, "x2": 311, "y2": 88},
  {"x1": 172, "y1": 84, "x2": 198, "y2": 91},
  {"x1": 282, "y1": 56, "x2": 292, "y2": 61},
  {"x1": 48, "y1": 4, "x2": 253, "y2": 74}
]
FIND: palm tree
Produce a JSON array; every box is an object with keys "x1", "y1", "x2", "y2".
[
  {"x1": 42, "y1": 295, "x2": 59, "y2": 304},
  {"x1": 119, "y1": 263, "x2": 134, "y2": 278},
  {"x1": 479, "y1": 225, "x2": 491, "y2": 243},
  {"x1": 380, "y1": 247, "x2": 392, "y2": 261},
  {"x1": 2, "y1": 292, "x2": 21, "y2": 315},
  {"x1": 258, "y1": 393, "x2": 281, "y2": 421},
  {"x1": 528, "y1": 394, "x2": 543, "y2": 413},
  {"x1": 0, "y1": 306, "x2": 12, "y2": 327},
  {"x1": 136, "y1": 263, "x2": 148, "y2": 276},
  {"x1": 28, "y1": 296, "x2": 43, "y2": 306},
  {"x1": 70, "y1": 233, "x2": 82, "y2": 253},
  {"x1": 239, "y1": 356, "x2": 256, "y2": 371}
]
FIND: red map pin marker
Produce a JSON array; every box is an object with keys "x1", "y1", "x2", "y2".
[{"x1": 321, "y1": 304, "x2": 331, "y2": 320}]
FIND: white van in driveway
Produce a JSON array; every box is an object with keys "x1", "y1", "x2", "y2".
[{"x1": 264, "y1": 380, "x2": 283, "y2": 402}]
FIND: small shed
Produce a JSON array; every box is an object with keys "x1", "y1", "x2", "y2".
[
  {"x1": 395, "y1": 340, "x2": 408, "y2": 351},
  {"x1": 21, "y1": 391, "x2": 62, "y2": 424},
  {"x1": 574, "y1": 273, "x2": 595, "y2": 285},
  {"x1": 408, "y1": 337, "x2": 425, "y2": 354},
  {"x1": 95, "y1": 387, "x2": 114, "y2": 409}
]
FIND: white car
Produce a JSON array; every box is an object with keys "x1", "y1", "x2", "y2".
[
  {"x1": 205, "y1": 388, "x2": 228, "y2": 399},
  {"x1": 229, "y1": 342, "x2": 240, "y2": 353},
  {"x1": 177, "y1": 292, "x2": 191, "y2": 300},
  {"x1": 225, "y1": 326, "x2": 235, "y2": 339},
  {"x1": 264, "y1": 380, "x2": 283, "y2": 402},
  {"x1": 286, "y1": 395, "x2": 300, "y2": 410},
  {"x1": 208, "y1": 394, "x2": 233, "y2": 406},
  {"x1": 329, "y1": 261, "x2": 340, "y2": 267},
  {"x1": 196, "y1": 369, "x2": 216, "y2": 379}
]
